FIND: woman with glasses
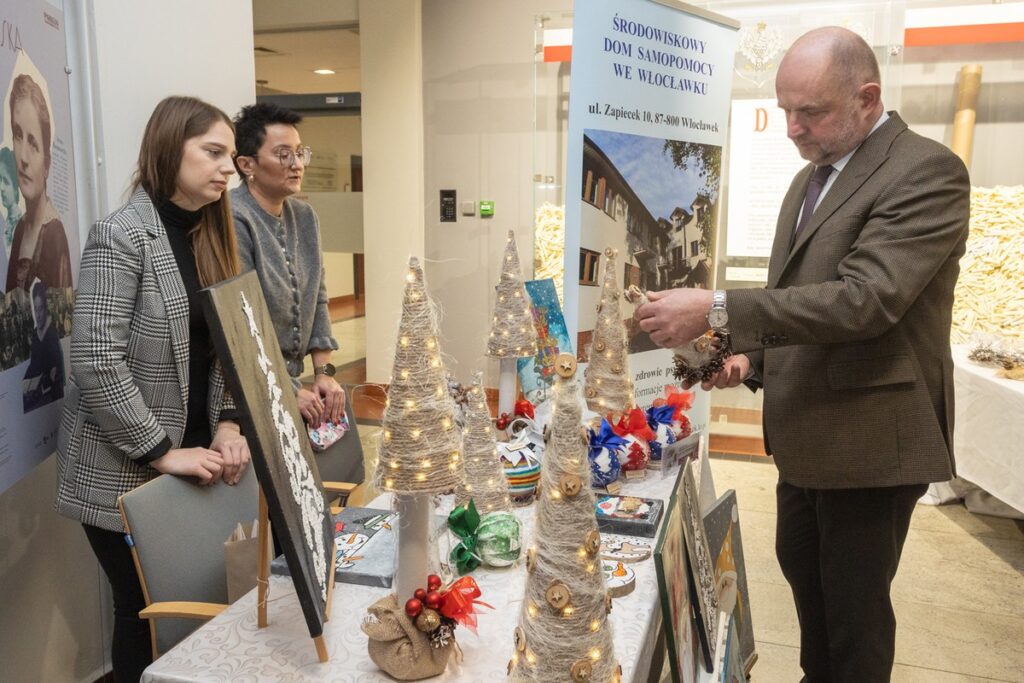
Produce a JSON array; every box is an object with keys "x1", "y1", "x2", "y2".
[{"x1": 231, "y1": 102, "x2": 345, "y2": 427}]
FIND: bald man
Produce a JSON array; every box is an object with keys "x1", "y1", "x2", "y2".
[{"x1": 638, "y1": 27, "x2": 969, "y2": 681}]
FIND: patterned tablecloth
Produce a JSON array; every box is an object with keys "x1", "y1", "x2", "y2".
[{"x1": 143, "y1": 472, "x2": 684, "y2": 683}]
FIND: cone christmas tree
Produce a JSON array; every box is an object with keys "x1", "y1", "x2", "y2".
[
  {"x1": 509, "y1": 354, "x2": 619, "y2": 683},
  {"x1": 456, "y1": 371, "x2": 512, "y2": 514},
  {"x1": 583, "y1": 248, "x2": 634, "y2": 416},
  {"x1": 488, "y1": 230, "x2": 538, "y2": 359},
  {"x1": 376, "y1": 257, "x2": 464, "y2": 494}
]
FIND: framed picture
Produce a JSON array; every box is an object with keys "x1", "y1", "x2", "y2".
[
  {"x1": 201, "y1": 272, "x2": 334, "y2": 640},
  {"x1": 678, "y1": 460, "x2": 719, "y2": 670},
  {"x1": 704, "y1": 489, "x2": 756, "y2": 674},
  {"x1": 654, "y1": 486, "x2": 700, "y2": 683}
]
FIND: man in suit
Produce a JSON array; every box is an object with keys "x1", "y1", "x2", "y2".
[{"x1": 637, "y1": 27, "x2": 970, "y2": 682}]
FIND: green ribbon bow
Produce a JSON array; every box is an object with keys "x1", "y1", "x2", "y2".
[{"x1": 448, "y1": 499, "x2": 482, "y2": 575}]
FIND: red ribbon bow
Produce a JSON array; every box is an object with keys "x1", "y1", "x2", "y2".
[
  {"x1": 439, "y1": 576, "x2": 493, "y2": 634},
  {"x1": 613, "y1": 407, "x2": 656, "y2": 442},
  {"x1": 514, "y1": 398, "x2": 535, "y2": 420},
  {"x1": 664, "y1": 386, "x2": 695, "y2": 422}
]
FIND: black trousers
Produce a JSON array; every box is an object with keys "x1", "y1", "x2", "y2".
[
  {"x1": 775, "y1": 480, "x2": 927, "y2": 683},
  {"x1": 83, "y1": 524, "x2": 153, "y2": 683}
]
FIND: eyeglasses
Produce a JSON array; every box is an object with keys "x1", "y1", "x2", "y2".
[{"x1": 261, "y1": 146, "x2": 313, "y2": 167}]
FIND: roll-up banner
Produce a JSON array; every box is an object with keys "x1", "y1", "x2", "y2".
[{"x1": 563, "y1": 0, "x2": 738, "y2": 423}]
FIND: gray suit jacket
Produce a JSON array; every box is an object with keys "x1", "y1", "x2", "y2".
[
  {"x1": 729, "y1": 113, "x2": 970, "y2": 489},
  {"x1": 55, "y1": 189, "x2": 234, "y2": 531}
]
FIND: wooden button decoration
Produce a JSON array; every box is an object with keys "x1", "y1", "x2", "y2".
[
  {"x1": 507, "y1": 659, "x2": 515, "y2": 675},
  {"x1": 526, "y1": 547, "x2": 537, "y2": 573},
  {"x1": 586, "y1": 387, "x2": 597, "y2": 398},
  {"x1": 514, "y1": 626, "x2": 526, "y2": 652},
  {"x1": 545, "y1": 580, "x2": 571, "y2": 610},
  {"x1": 595, "y1": 340, "x2": 606, "y2": 352},
  {"x1": 555, "y1": 353, "x2": 577, "y2": 378},
  {"x1": 614, "y1": 664, "x2": 623, "y2": 682},
  {"x1": 603, "y1": 247, "x2": 616, "y2": 258},
  {"x1": 585, "y1": 530, "x2": 601, "y2": 555},
  {"x1": 580, "y1": 426, "x2": 590, "y2": 445},
  {"x1": 611, "y1": 365, "x2": 622, "y2": 374},
  {"x1": 604, "y1": 592, "x2": 613, "y2": 614},
  {"x1": 571, "y1": 658, "x2": 593, "y2": 682},
  {"x1": 559, "y1": 473, "x2": 583, "y2": 498}
]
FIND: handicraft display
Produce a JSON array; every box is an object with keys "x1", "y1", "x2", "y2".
[{"x1": 595, "y1": 494, "x2": 664, "y2": 538}]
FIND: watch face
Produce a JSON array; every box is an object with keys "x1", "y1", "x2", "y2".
[
  {"x1": 318, "y1": 363, "x2": 336, "y2": 377},
  {"x1": 708, "y1": 308, "x2": 728, "y2": 329}
]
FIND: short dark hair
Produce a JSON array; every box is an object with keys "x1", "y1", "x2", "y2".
[{"x1": 232, "y1": 102, "x2": 302, "y2": 174}]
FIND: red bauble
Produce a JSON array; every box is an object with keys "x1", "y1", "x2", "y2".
[
  {"x1": 414, "y1": 588, "x2": 427, "y2": 602},
  {"x1": 427, "y1": 574, "x2": 442, "y2": 591},
  {"x1": 405, "y1": 598, "x2": 423, "y2": 618},
  {"x1": 425, "y1": 590, "x2": 442, "y2": 610}
]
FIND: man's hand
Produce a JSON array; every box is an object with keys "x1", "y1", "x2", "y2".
[
  {"x1": 314, "y1": 374, "x2": 346, "y2": 425},
  {"x1": 210, "y1": 421, "x2": 250, "y2": 485},
  {"x1": 297, "y1": 388, "x2": 324, "y2": 426},
  {"x1": 636, "y1": 288, "x2": 714, "y2": 348},
  {"x1": 684, "y1": 354, "x2": 751, "y2": 391},
  {"x1": 152, "y1": 447, "x2": 224, "y2": 485}
]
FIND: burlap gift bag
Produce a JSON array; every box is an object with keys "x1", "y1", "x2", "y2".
[{"x1": 362, "y1": 594, "x2": 452, "y2": 680}]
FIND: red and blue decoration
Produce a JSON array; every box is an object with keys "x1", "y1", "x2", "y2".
[
  {"x1": 612, "y1": 408, "x2": 655, "y2": 472},
  {"x1": 588, "y1": 418, "x2": 625, "y2": 488}
]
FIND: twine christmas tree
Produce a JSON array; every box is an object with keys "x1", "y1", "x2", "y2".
[
  {"x1": 583, "y1": 248, "x2": 634, "y2": 416},
  {"x1": 455, "y1": 371, "x2": 512, "y2": 514},
  {"x1": 510, "y1": 354, "x2": 619, "y2": 683},
  {"x1": 488, "y1": 230, "x2": 538, "y2": 358},
  {"x1": 376, "y1": 257, "x2": 465, "y2": 494}
]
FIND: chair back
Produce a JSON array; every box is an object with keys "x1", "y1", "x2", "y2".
[
  {"x1": 313, "y1": 384, "x2": 366, "y2": 486},
  {"x1": 119, "y1": 466, "x2": 258, "y2": 654}
]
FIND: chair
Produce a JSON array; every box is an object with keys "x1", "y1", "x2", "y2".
[
  {"x1": 317, "y1": 383, "x2": 366, "y2": 506},
  {"x1": 118, "y1": 466, "x2": 259, "y2": 657}
]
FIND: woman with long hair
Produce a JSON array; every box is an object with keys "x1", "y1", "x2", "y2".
[
  {"x1": 55, "y1": 96, "x2": 250, "y2": 682},
  {"x1": 5, "y1": 73, "x2": 72, "y2": 291}
]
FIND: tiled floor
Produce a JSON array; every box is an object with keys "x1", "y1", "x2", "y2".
[{"x1": 707, "y1": 456, "x2": 1024, "y2": 682}]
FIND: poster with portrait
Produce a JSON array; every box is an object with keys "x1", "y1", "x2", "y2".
[{"x1": 0, "y1": 1, "x2": 80, "y2": 493}]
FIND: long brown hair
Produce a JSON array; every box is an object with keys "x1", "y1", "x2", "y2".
[{"x1": 132, "y1": 96, "x2": 240, "y2": 287}]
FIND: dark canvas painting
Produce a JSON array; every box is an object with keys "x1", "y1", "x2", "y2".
[
  {"x1": 654, "y1": 489, "x2": 699, "y2": 683},
  {"x1": 201, "y1": 271, "x2": 334, "y2": 639},
  {"x1": 703, "y1": 489, "x2": 756, "y2": 674}
]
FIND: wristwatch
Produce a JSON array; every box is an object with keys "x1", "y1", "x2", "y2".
[
  {"x1": 707, "y1": 290, "x2": 728, "y2": 331},
  {"x1": 313, "y1": 362, "x2": 336, "y2": 377}
]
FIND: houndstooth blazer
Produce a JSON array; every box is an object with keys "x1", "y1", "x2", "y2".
[
  {"x1": 55, "y1": 189, "x2": 235, "y2": 531},
  {"x1": 729, "y1": 113, "x2": 970, "y2": 489}
]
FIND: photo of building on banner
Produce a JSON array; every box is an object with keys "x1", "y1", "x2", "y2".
[{"x1": 561, "y1": 0, "x2": 737, "y2": 413}]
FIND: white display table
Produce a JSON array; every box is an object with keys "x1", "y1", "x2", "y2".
[
  {"x1": 949, "y1": 345, "x2": 1024, "y2": 514},
  {"x1": 142, "y1": 473, "x2": 696, "y2": 683}
]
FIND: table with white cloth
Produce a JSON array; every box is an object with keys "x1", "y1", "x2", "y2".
[
  {"x1": 142, "y1": 471, "x2": 692, "y2": 682},
  {"x1": 946, "y1": 345, "x2": 1024, "y2": 514}
]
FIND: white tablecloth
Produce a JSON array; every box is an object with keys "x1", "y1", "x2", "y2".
[
  {"x1": 950, "y1": 345, "x2": 1024, "y2": 514},
  {"x1": 143, "y1": 473, "x2": 685, "y2": 682}
]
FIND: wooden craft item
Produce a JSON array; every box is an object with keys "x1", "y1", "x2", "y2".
[
  {"x1": 600, "y1": 535, "x2": 653, "y2": 563},
  {"x1": 201, "y1": 272, "x2": 335, "y2": 659},
  {"x1": 603, "y1": 560, "x2": 636, "y2": 598}
]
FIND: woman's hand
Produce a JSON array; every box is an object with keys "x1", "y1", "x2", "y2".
[
  {"x1": 210, "y1": 421, "x2": 250, "y2": 485},
  {"x1": 313, "y1": 375, "x2": 346, "y2": 425},
  {"x1": 297, "y1": 387, "x2": 324, "y2": 426},
  {"x1": 152, "y1": 447, "x2": 224, "y2": 485}
]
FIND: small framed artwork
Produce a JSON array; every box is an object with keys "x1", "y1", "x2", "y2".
[
  {"x1": 678, "y1": 460, "x2": 719, "y2": 670},
  {"x1": 654, "y1": 484, "x2": 699, "y2": 683},
  {"x1": 704, "y1": 489, "x2": 756, "y2": 674}
]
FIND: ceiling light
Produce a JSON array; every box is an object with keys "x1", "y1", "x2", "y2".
[{"x1": 313, "y1": 68, "x2": 335, "y2": 75}]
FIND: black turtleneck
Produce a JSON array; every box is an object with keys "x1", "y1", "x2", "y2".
[{"x1": 157, "y1": 199, "x2": 214, "y2": 450}]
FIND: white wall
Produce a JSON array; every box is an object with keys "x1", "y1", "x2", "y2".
[
  {"x1": 323, "y1": 251, "x2": 355, "y2": 298},
  {"x1": 421, "y1": 0, "x2": 573, "y2": 388},
  {"x1": 360, "y1": 0, "x2": 425, "y2": 384},
  {"x1": 0, "y1": 2, "x2": 255, "y2": 682}
]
